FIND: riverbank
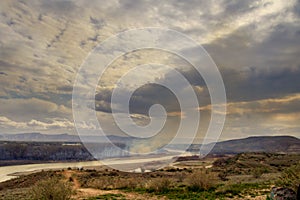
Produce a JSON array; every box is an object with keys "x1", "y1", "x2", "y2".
[
  {"x1": 0, "y1": 161, "x2": 103, "y2": 183},
  {"x1": 0, "y1": 159, "x2": 98, "y2": 167},
  {"x1": 0, "y1": 154, "x2": 176, "y2": 183}
]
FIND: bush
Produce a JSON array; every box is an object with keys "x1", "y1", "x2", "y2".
[
  {"x1": 252, "y1": 167, "x2": 264, "y2": 178},
  {"x1": 29, "y1": 177, "x2": 74, "y2": 200},
  {"x1": 218, "y1": 171, "x2": 228, "y2": 181},
  {"x1": 176, "y1": 172, "x2": 187, "y2": 182},
  {"x1": 276, "y1": 162, "x2": 300, "y2": 191},
  {"x1": 146, "y1": 177, "x2": 172, "y2": 193},
  {"x1": 187, "y1": 170, "x2": 217, "y2": 191},
  {"x1": 87, "y1": 177, "x2": 114, "y2": 190},
  {"x1": 115, "y1": 177, "x2": 140, "y2": 189}
]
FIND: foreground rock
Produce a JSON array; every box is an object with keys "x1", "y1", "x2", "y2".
[{"x1": 270, "y1": 187, "x2": 297, "y2": 200}]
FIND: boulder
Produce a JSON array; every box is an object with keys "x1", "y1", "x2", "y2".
[{"x1": 270, "y1": 187, "x2": 297, "y2": 200}]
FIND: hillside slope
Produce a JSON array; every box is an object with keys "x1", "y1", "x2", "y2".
[{"x1": 210, "y1": 136, "x2": 300, "y2": 154}]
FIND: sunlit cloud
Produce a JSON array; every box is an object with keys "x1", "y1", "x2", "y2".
[{"x1": 0, "y1": 0, "x2": 299, "y2": 139}]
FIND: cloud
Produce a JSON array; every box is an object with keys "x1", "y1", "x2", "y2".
[
  {"x1": 35, "y1": 0, "x2": 79, "y2": 17},
  {"x1": 0, "y1": 116, "x2": 27, "y2": 129},
  {"x1": 27, "y1": 118, "x2": 73, "y2": 129},
  {"x1": 0, "y1": 0, "x2": 299, "y2": 138},
  {"x1": 0, "y1": 98, "x2": 71, "y2": 122},
  {"x1": 218, "y1": 67, "x2": 300, "y2": 102},
  {"x1": 95, "y1": 84, "x2": 180, "y2": 115},
  {"x1": 199, "y1": 93, "x2": 300, "y2": 116},
  {"x1": 211, "y1": 93, "x2": 300, "y2": 140},
  {"x1": 0, "y1": 116, "x2": 74, "y2": 131}
]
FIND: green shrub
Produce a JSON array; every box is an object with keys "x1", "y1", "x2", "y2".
[
  {"x1": 187, "y1": 170, "x2": 217, "y2": 191},
  {"x1": 176, "y1": 171, "x2": 187, "y2": 182},
  {"x1": 146, "y1": 177, "x2": 172, "y2": 193},
  {"x1": 276, "y1": 162, "x2": 300, "y2": 191},
  {"x1": 252, "y1": 167, "x2": 264, "y2": 178},
  {"x1": 114, "y1": 177, "x2": 140, "y2": 189},
  {"x1": 87, "y1": 193, "x2": 125, "y2": 200},
  {"x1": 218, "y1": 171, "x2": 228, "y2": 181},
  {"x1": 87, "y1": 177, "x2": 114, "y2": 190}
]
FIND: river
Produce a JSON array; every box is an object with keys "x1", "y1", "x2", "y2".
[
  {"x1": 0, "y1": 154, "x2": 176, "y2": 182},
  {"x1": 0, "y1": 161, "x2": 103, "y2": 182}
]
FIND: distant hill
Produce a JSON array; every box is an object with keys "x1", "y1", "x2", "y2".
[
  {"x1": 209, "y1": 136, "x2": 300, "y2": 154},
  {"x1": 0, "y1": 132, "x2": 131, "y2": 143},
  {"x1": 1, "y1": 133, "x2": 300, "y2": 154},
  {"x1": 0, "y1": 133, "x2": 80, "y2": 142}
]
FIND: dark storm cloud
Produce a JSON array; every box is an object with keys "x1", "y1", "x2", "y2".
[
  {"x1": 95, "y1": 88, "x2": 112, "y2": 103},
  {"x1": 222, "y1": 0, "x2": 260, "y2": 15},
  {"x1": 95, "y1": 84, "x2": 180, "y2": 115},
  {"x1": 293, "y1": 0, "x2": 300, "y2": 17},
  {"x1": 38, "y1": 0, "x2": 78, "y2": 16},
  {"x1": 220, "y1": 67, "x2": 300, "y2": 103},
  {"x1": 95, "y1": 88, "x2": 112, "y2": 113},
  {"x1": 118, "y1": 0, "x2": 148, "y2": 11},
  {"x1": 96, "y1": 61, "x2": 300, "y2": 116},
  {"x1": 202, "y1": 18, "x2": 300, "y2": 103},
  {"x1": 57, "y1": 85, "x2": 73, "y2": 92},
  {"x1": 89, "y1": 16, "x2": 106, "y2": 30},
  {"x1": 258, "y1": 24, "x2": 300, "y2": 63},
  {"x1": 129, "y1": 84, "x2": 180, "y2": 115}
]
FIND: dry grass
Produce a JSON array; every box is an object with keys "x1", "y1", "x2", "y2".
[
  {"x1": 29, "y1": 177, "x2": 74, "y2": 200},
  {"x1": 85, "y1": 176, "x2": 143, "y2": 190},
  {"x1": 1, "y1": 153, "x2": 299, "y2": 200},
  {"x1": 186, "y1": 169, "x2": 217, "y2": 191},
  {"x1": 146, "y1": 177, "x2": 172, "y2": 193},
  {"x1": 0, "y1": 188, "x2": 31, "y2": 200}
]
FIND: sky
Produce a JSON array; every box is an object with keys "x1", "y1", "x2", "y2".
[{"x1": 0, "y1": 0, "x2": 300, "y2": 141}]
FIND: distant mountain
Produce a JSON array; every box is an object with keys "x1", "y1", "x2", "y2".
[
  {"x1": 0, "y1": 133, "x2": 80, "y2": 142},
  {"x1": 1, "y1": 133, "x2": 300, "y2": 154},
  {"x1": 209, "y1": 136, "x2": 300, "y2": 154},
  {"x1": 0, "y1": 133, "x2": 132, "y2": 143}
]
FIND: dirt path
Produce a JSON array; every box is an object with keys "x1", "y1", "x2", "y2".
[
  {"x1": 226, "y1": 196, "x2": 267, "y2": 200},
  {"x1": 74, "y1": 188, "x2": 164, "y2": 200},
  {"x1": 62, "y1": 170, "x2": 164, "y2": 200},
  {"x1": 62, "y1": 170, "x2": 81, "y2": 189}
]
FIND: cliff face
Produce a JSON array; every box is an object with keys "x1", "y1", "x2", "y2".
[
  {"x1": 0, "y1": 141, "x2": 129, "y2": 162},
  {"x1": 0, "y1": 142, "x2": 92, "y2": 161}
]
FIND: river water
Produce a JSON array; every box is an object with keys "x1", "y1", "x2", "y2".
[
  {"x1": 0, "y1": 161, "x2": 103, "y2": 182},
  {"x1": 0, "y1": 154, "x2": 176, "y2": 182}
]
